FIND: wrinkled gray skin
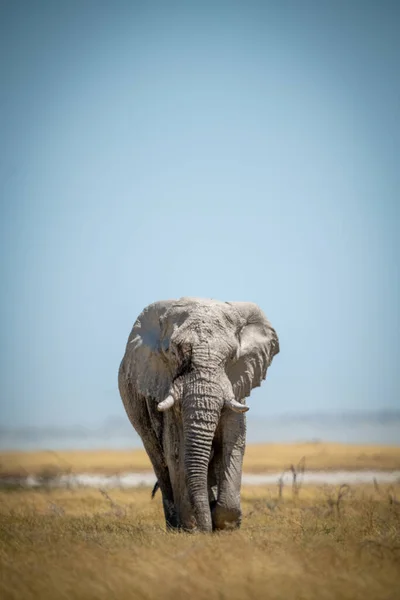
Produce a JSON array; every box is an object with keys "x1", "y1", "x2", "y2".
[{"x1": 118, "y1": 298, "x2": 279, "y2": 532}]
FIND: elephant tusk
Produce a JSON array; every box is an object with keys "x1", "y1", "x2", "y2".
[
  {"x1": 225, "y1": 398, "x2": 249, "y2": 413},
  {"x1": 157, "y1": 395, "x2": 175, "y2": 412}
]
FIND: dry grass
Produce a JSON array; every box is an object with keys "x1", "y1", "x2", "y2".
[
  {"x1": 1, "y1": 442, "x2": 400, "y2": 478},
  {"x1": 243, "y1": 442, "x2": 400, "y2": 472},
  {"x1": 1, "y1": 483, "x2": 400, "y2": 600}
]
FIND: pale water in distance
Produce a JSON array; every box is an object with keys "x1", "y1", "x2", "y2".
[{"x1": 2, "y1": 471, "x2": 399, "y2": 490}]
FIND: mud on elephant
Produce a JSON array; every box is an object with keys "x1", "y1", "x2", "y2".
[{"x1": 118, "y1": 297, "x2": 279, "y2": 532}]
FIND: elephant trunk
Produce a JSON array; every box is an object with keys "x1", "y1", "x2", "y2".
[{"x1": 182, "y1": 373, "x2": 223, "y2": 532}]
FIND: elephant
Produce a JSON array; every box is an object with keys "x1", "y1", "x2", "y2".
[{"x1": 118, "y1": 297, "x2": 279, "y2": 532}]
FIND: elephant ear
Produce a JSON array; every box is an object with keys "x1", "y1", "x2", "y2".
[
  {"x1": 122, "y1": 300, "x2": 177, "y2": 401},
  {"x1": 226, "y1": 302, "x2": 279, "y2": 401}
]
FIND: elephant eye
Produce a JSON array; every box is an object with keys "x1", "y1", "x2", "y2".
[{"x1": 180, "y1": 342, "x2": 191, "y2": 355}]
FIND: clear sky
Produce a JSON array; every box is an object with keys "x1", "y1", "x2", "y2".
[{"x1": 1, "y1": 0, "x2": 399, "y2": 428}]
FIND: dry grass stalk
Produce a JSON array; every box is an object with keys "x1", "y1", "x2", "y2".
[
  {"x1": 99, "y1": 488, "x2": 126, "y2": 517},
  {"x1": 324, "y1": 483, "x2": 351, "y2": 516},
  {"x1": 373, "y1": 477, "x2": 400, "y2": 506},
  {"x1": 290, "y1": 456, "x2": 306, "y2": 498}
]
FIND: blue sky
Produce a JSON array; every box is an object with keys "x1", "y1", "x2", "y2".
[{"x1": 1, "y1": 0, "x2": 399, "y2": 428}]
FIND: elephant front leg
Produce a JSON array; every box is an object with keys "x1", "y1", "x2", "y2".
[
  {"x1": 211, "y1": 411, "x2": 246, "y2": 531},
  {"x1": 120, "y1": 390, "x2": 178, "y2": 530},
  {"x1": 138, "y1": 435, "x2": 178, "y2": 530}
]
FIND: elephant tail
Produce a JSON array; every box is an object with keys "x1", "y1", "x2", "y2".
[{"x1": 151, "y1": 480, "x2": 160, "y2": 499}]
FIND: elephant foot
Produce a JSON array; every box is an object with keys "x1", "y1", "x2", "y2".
[
  {"x1": 162, "y1": 498, "x2": 179, "y2": 531},
  {"x1": 180, "y1": 515, "x2": 197, "y2": 533},
  {"x1": 165, "y1": 520, "x2": 180, "y2": 532},
  {"x1": 212, "y1": 504, "x2": 241, "y2": 531}
]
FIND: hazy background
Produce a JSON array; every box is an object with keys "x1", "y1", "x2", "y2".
[{"x1": 1, "y1": 0, "x2": 399, "y2": 449}]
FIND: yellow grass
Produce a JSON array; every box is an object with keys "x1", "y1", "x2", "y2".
[
  {"x1": 1, "y1": 483, "x2": 400, "y2": 600},
  {"x1": 243, "y1": 442, "x2": 400, "y2": 472},
  {"x1": 1, "y1": 442, "x2": 400, "y2": 477}
]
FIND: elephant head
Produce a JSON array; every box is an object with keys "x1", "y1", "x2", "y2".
[{"x1": 119, "y1": 297, "x2": 279, "y2": 531}]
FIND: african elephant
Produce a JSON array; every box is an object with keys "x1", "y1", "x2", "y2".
[{"x1": 118, "y1": 297, "x2": 279, "y2": 532}]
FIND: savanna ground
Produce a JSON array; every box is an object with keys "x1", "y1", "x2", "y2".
[{"x1": 1, "y1": 443, "x2": 400, "y2": 600}]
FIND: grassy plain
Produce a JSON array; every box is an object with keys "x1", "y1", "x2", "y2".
[
  {"x1": 1, "y1": 444, "x2": 399, "y2": 599},
  {"x1": 1, "y1": 483, "x2": 400, "y2": 600},
  {"x1": 1, "y1": 442, "x2": 400, "y2": 477}
]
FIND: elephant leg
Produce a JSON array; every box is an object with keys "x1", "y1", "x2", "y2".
[
  {"x1": 119, "y1": 385, "x2": 178, "y2": 530},
  {"x1": 139, "y1": 434, "x2": 178, "y2": 530},
  {"x1": 212, "y1": 411, "x2": 246, "y2": 531}
]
